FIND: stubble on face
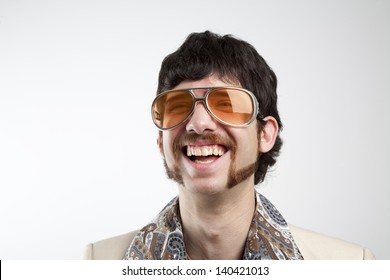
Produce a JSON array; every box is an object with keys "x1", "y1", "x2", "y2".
[{"x1": 162, "y1": 131, "x2": 259, "y2": 189}]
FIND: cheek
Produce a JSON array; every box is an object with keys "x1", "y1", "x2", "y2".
[
  {"x1": 162, "y1": 136, "x2": 172, "y2": 156},
  {"x1": 235, "y1": 132, "x2": 259, "y2": 163},
  {"x1": 162, "y1": 133, "x2": 178, "y2": 163}
]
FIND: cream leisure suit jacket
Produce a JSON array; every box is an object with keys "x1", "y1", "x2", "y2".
[{"x1": 84, "y1": 225, "x2": 375, "y2": 260}]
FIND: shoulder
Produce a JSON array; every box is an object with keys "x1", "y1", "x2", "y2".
[
  {"x1": 289, "y1": 224, "x2": 375, "y2": 260},
  {"x1": 83, "y1": 226, "x2": 375, "y2": 260},
  {"x1": 83, "y1": 230, "x2": 138, "y2": 260}
]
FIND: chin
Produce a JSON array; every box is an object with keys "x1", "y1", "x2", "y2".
[{"x1": 182, "y1": 178, "x2": 229, "y2": 195}]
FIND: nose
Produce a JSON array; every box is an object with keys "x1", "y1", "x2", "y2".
[{"x1": 185, "y1": 102, "x2": 218, "y2": 134}]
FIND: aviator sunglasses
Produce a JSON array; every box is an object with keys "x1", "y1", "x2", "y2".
[{"x1": 151, "y1": 86, "x2": 259, "y2": 130}]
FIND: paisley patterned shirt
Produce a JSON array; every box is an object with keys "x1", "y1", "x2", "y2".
[{"x1": 124, "y1": 191, "x2": 303, "y2": 260}]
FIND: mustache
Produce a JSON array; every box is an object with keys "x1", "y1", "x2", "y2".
[{"x1": 173, "y1": 132, "x2": 237, "y2": 155}]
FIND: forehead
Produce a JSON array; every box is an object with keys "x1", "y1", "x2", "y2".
[{"x1": 172, "y1": 74, "x2": 240, "y2": 91}]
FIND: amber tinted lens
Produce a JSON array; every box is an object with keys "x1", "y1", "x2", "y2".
[
  {"x1": 152, "y1": 90, "x2": 194, "y2": 129},
  {"x1": 207, "y1": 88, "x2": 254, "y2": 125}
]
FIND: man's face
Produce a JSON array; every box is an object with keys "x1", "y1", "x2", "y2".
[{"x1": 158, "y1": 75, "x2": 261, "y2": 195}]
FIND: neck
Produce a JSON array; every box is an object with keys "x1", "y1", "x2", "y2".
[{"x1": 178, "y1": 183, "x2": 256, "y2": 260}]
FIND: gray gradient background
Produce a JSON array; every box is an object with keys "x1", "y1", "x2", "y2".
[{"x1": 0, "y1": 0, "x2": 389, "y2": 259}]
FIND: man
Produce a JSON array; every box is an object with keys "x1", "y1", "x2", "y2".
[{"x1": 84, "y1": 31, "x2": 374, "y2": 260}]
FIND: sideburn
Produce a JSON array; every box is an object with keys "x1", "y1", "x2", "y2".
[
  {"x1": 163, "y1": 159, "x2": 184, "y2": 185},
  {"x1": 227, "y1": 121, "x2": 262, "y2": 188},
  {"x1": 227, "y1": 161, "x2": 258, "y2": 188}
]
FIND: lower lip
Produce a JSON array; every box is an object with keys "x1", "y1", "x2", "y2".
[{"x1": 182, "y1": 152, "x2": 228, "y2": 172}]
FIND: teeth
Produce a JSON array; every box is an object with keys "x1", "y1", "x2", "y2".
[{"x1": 186, "y1": 145, "x2": 225, "y2": 157}]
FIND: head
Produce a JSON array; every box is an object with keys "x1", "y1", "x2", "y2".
[{"x1": 155, "y1": 31, "x2": 282, "y2": 187}]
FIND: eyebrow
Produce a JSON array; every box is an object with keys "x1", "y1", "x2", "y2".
[{"x1": 165, "y1": 93, "x2": 193, "y2": 104}]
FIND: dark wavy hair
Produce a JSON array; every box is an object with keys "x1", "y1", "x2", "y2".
[{"x1": 157, "y1": 31, "x2": 283, "y2": 185}]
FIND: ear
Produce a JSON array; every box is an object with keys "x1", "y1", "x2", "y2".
[
  {"x1": 157, "y1": 131, "x2": 164, "y2": 157},
  {"x1": 258, "y1": 116, "x2": 279, "y2": 153}
]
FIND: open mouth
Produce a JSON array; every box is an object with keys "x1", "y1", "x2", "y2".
[{"x1": 183, "y1": 144, "x2": 227, "y2": 164}]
